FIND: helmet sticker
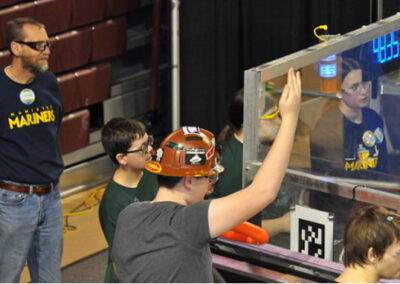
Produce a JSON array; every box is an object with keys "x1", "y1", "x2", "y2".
[
  {"x1": 206, "y1": 137, "x2": 216, "y2": 159},
  {"x1": 206, "y1": 145, "x2": 215, "y2": 160},
  {"x1": 155, "y1": 148, "x2": 164, "y2": 162},
  {"x1": 166, "y1": 142, "x2": 184, "y2": 150},
  {"x1": 182, "y1": 126, "x2": 200, "y2": 135},
  {"x1": 185, "y1": 148, "x2": 206, "y2": 165},
  {"x1": 145, "y1": 161, "x2": 162, "y2": 173},
  {"x1": 186, "y1": 136, "x2": 203, "y2": 141}
]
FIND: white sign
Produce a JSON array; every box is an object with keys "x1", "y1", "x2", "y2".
[{"x1": 290, "y1": 205, "x2": 334, "y2": 261}]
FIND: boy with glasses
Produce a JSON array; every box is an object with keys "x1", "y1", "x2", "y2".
[{"x1": 99, "y1": 117, "x2": 158, "y2": 283}]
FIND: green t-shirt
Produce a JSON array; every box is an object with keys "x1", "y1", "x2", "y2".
[
  {"x1": 209, "y1": 135, "x2": 243, "y2": 198},
  {"x1": 98, "y1": 170, "x2": 158, "y2": 283},
  {"x1": 208, "y1": 135, "x2": 291, "y2": 219}
]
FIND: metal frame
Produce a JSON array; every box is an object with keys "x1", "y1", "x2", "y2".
[
  {"x1": 242, "y1": 12, "x2": 400, "y2": 276},
  {"x1": 244, "y1": 12, "x2": 400, "y2": 200}
]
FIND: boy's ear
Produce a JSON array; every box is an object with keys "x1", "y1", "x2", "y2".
[
  {"x1": 115, "y1": 153, "x2": 127, "y2": 166},
  {"x1": 182, "y1": 176, "x2": 193, "y2": 190},
  {"x1": 367, "y1": 247, "x2": 378, "y2": 264}
]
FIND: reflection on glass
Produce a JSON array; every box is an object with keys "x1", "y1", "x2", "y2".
[{"x1": 247, "y1": 29, "x2": 400, "y2": 264}]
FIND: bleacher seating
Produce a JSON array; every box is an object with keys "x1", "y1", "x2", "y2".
[
  {"x1": 75, "y1": 63, "x2": 112, "y2": 107},
  {"x1": 58, "y1": 109, "x2": 90, "y2": 154},
  {"x1": 58, "y1": 63, "x2": 112, "y2": 113},
  {"x1": 0, "y1": 50, "x2": 11, "y2": 67},
  {"x1": 70, "y1": 0, "x2": 106, "y2": 28},
  {"x1": 0, "y1": 0, "x2": 16, "y2": 9},
  {"x1": 34, "y1": 0, "x2": 71, "y2": 35},
  {"x1": 57, "y1": 72, "x2": 79, "y2": 113},
  {"x1": 91, "y1": 17, "x2": 126, "y2": 62},
  {"x1": 105, "y1": 0, "x2": 140, "y2": 17},
  {"x1": 51, "y1": 28, "x2": 92, "y2": 73},
  {"x1": 0, "y1": 2, "x2": 35, "y2": 48}
]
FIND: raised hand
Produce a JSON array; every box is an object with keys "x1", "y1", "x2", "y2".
[{"x1": 278, "y1": 67, "x2": 302, "y2": 121}]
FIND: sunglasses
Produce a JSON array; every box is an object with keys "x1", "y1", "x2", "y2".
[
  {"x1": 123, "y1": 135, "x2": 154, "y2": 157},
  {"x1": 15, "y1": 40, "x2": 51, "y2": 52}
]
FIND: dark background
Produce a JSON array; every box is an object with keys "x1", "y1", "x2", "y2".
[{"x1": 155, "y1": 0, "x2": 400, "y2": 137}]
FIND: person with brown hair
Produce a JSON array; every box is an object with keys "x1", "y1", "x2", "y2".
[
  {"x1": 0, "y1": 18, "x2": 63, "y2": 282},
  {"x1": 310, "y1": 57, "x2": 388, "y2": 227},
  {"x1": 99, "y1": 117, "x2": 158, "y2": 283},
  {"x1": 336, "y1": 205, "x2": 400, "y2": 282},
  {"x1": 111, "y1": 68, "x2": 301, "y2": 282}
]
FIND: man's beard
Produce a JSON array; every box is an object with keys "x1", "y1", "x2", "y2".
[{"x1": 22, "y1": 57, "x2": 48, "y2": 74}]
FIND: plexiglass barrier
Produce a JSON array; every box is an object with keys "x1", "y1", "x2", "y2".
[{"x1": 243, "y1": 13, "x2": 400, "y2": 265}]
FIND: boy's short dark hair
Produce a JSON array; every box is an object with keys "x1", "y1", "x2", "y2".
[
  {"x1": 6, "y1": 17, "x2": 45, "y2": 54},
  {"x1": 343, "y1": 205, "x2": 400, "y2": 267},
  {"x1": 156, "y1": 175, "x2": 183, "y2": 189},
  {"x1": 101, "y1": 118, "x2": 146, "y2": 165}
]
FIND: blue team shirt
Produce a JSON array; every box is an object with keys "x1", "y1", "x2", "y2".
[{"x1": 0, "y1": 68, "x2": 64, "y2": 184}]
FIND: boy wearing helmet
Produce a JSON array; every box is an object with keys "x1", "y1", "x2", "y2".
[{"x1": 112, "y1": 68, "x2": 301, "y2": 282}]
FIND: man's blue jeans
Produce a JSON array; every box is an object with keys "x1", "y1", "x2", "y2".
[{"x1": 0, "y1": 184, "x2": 63, "y2": 283}]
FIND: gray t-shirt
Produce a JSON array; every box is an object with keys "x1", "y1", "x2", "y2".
[{"x1": 112, "y1": 200, "x2": 212, "y2": 283}]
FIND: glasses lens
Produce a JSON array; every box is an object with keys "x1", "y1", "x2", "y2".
[
  {"x1": 140, "y1": 135, "x2": 154, "y2": 156},
  {"x1": 36, "y1": 41, "x2": 50, "y2": 51}
]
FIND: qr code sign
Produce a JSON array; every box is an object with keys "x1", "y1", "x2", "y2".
[
  {"x1": 290, "y1": 205, "x2": 333, "y2": 261},
  {"x1": 299, "y1": 219, "x2": 325, "y2": 258}
]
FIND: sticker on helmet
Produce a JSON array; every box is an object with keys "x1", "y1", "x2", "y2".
[
  {"x1": 182, "y1": 126, "x2": 200, "y2": 135},
  {"x1": 206, "y1": 145, "x2": 215, "y2": 160},
  {"x1": 186, "y1": 136, "x2": 203, "y2": 141},
  {"x1": 145, "y1": 161, "x2": 162, "y2": 173},
  {"x1": 185, "y1": 148, "x2": 206, "y2": 165},
  {"x1": 166, "y1": 142, "x2": 184, "y2": 151},
  {"x1": 155, "y1": 148, "x2": 164, "y2": 162}
]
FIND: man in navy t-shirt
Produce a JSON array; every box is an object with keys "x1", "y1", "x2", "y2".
[{"x1": 0, "y1": 17, "x2": 64, "y2": 283}]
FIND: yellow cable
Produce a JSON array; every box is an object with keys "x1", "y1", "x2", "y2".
[
  {"x1": 62, "y1": 188, "x2": 105, "y2": 237},
  {"x1": 313, "y1": 25, "x2": 328, "y2": 42}
]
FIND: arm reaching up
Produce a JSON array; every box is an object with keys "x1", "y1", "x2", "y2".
[{"x1": 208, "y1": 67, "x2": 301, "y2": 238}]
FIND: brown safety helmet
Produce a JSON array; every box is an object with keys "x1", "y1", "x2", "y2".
[{"x1": 145, "y1": 126, "x2": 224, "y2": 177}]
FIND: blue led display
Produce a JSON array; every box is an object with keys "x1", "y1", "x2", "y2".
[
  {"x1": 372, "y1": 31, "x2": 400, "y2": 64},
  {"x1": 319, "y1": 55, "x2": 337, "y2": 78}
]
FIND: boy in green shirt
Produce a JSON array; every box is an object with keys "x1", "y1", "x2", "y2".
[{"x1": 98, "y1": 118, "x2": 158, "y2": 282}]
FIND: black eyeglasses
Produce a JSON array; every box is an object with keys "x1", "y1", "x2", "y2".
[
  {"x1": 15, "y1": 40, "x2": 51, "y2": 52},
  {"x1": 123, "y1": 135, "x2": 154, "y2": 156}
]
